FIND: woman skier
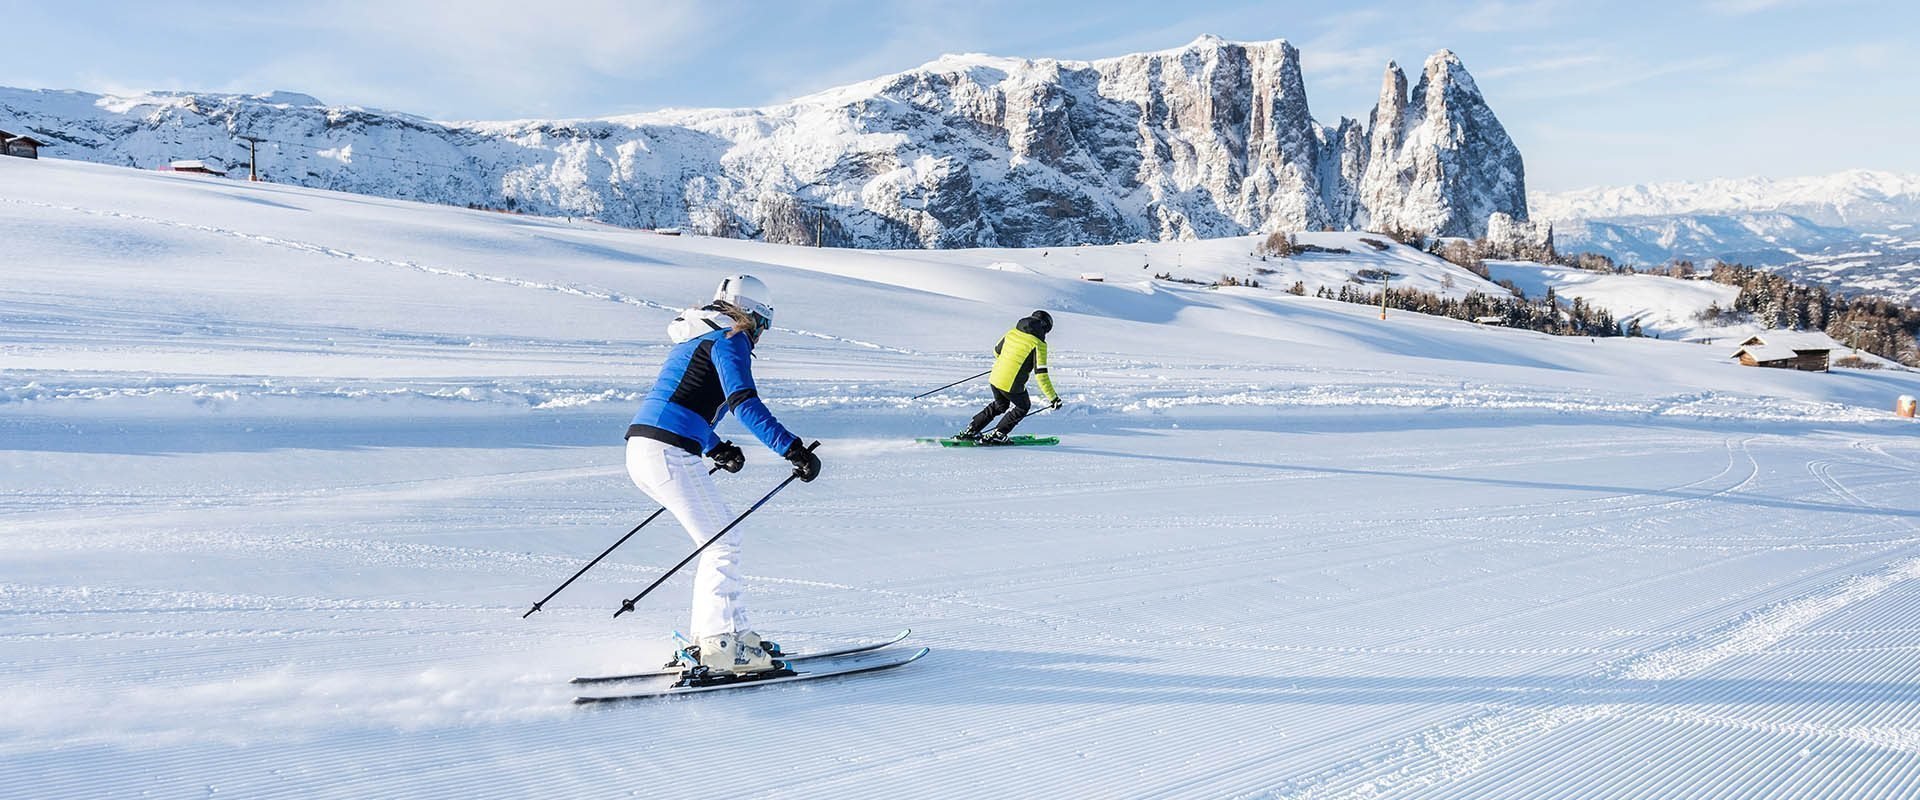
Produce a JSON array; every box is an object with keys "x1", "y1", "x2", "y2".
[
  {"x1": 956, "y1": 310, "x2": 1062, "y2": 443},
  {"x1": 625, "y1": 274, "x2": 822, "y2": 677}
]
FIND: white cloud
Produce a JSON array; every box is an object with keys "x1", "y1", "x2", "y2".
[
  {"x1": 232, "y1": 0, "x2": 723, "y2": 118},
  {"x1": 1507, "y1": 55, "x2": 1732, "y2": 100},
  {"x1": 1457, "y1": 0, "x2": 1566, "y2": 32},
  {"x1": 1706, "y1": 0, "x2": 1800, "y2": 14},
  {"x1": 1296, "y1": 8, "x2": 1398, "y2": 91},
  {"x1": 1478, "y1": 54, "x2": 1608, "y2": 79},
  {"x1": 1736, "y1": 41, "x2": 1898, "y2": 87},
  {"x1": 748, "y1": 0, "x2": 1007, "y2": 106}
]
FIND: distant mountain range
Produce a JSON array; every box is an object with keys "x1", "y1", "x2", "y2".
[
  {"x1": 1531, "y1": 170, "x2": 1920, "y2": 303},
  {"x1": 0, "y1": 36, "x2": 1527, "y2": 248},
  {"x1": 1532, "y1": 171, "x2": 1920, "y2": 229}
]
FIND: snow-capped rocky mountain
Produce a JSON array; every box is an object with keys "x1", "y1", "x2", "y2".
[
  {"x1": 0, "y1": 36, "x2": 1526, "y2": 248},
  {"x1": 1532, "y1": 171, "x2": 1920, "y2": 265},
  {"x1": 1528, "y1": 171, "x2": 1920, "y2": 302},
  {"x1": 1547, "y1": 212, "x2": 1866, "y2": 266},
  {"x1": 1532, "y1": 170, "x2": 1920, "y2": 229}
]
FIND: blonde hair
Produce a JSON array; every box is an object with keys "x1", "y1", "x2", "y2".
[{"x1": 712, "y1": 301, "x2": 759, "y2": 337}]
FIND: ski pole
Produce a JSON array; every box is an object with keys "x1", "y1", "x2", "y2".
[
  {"x1": 522, "y1": 464, "x2": 723, "y2": 619},
  {"x1": 612, "y1": 441, "x2": 820, "y2": 619},
  {"x1": 913, "y1": 370, "x2": 989, "y2": 400}
]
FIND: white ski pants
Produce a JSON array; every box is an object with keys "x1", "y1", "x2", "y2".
[{"x1": 625, "y1": 437, "x2": 748, "y2": 639}]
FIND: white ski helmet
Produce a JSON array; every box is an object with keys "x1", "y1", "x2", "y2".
[{"x1": 713, "y1": 274, "x2": 773, "y2": 332}]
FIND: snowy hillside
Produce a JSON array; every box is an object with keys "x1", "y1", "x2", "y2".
[
  {"x1": 0, "y1": 36, "x2": 1527, "y2": 249},
  {"x1": 8, "y1": 157, "x2": 1920, "y2": 799},
  {"x1": 1486, "y1": 260, "x2": 1742, "y2": 340}
]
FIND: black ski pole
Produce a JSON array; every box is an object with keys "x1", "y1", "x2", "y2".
[
  {"x1": 612, "y1": 441, "x2": 820, "y2": 619},
  {"x1": 522, "y1": 464, "x2": 723, "y2": 619},
  {"x1": 913, "y1": 370, "x2": 989, "y2": 400}
]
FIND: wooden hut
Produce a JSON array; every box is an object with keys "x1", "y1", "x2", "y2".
[
  {"x1": 1731, "y1": 333, "x2": 1832, "y2": 372},
  {"x1": 162, "y1": 159, "x2": 226, "y2": 176},
  {"x1": 2, "y1": 132, "x2": 47, "y2": 159}
]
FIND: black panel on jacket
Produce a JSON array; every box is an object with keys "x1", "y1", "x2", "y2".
[{"x1": 667, "y1": 339, "x2": 726, "y2": 422}]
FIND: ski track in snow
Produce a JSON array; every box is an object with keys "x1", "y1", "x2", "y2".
[
  {"x1": 1261, "y1": 555, "x2": 1920, "y2": 800},
  {"x1": 16, "y1": 429, "x2": 1920, "y2": 799},
  {"x1": 0, "y1": 373, "x2": 1898, "y2": 426},
  {"x1": 1254, "y1": 446, "x2": 1920, "y2": 800}
]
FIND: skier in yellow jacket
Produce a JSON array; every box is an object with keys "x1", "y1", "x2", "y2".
[{"x1": 955, "y1": 310, "x2": 1061, "y2": 444}]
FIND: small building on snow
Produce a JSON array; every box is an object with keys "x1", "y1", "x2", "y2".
[
  {"x1": 2, "y1": 131, "x2": 48, "y2": 159},
  {"x1": 1732, "y1": 332, "x2": 1832, "y2": 372},
  {"x1": 162, "y1": 160, "x2": 226, "y2": 176}
]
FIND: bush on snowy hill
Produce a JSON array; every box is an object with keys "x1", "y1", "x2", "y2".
[
  {"x1": 1255, "y1": 231, "x2": 1297, "y2": 257},
  {"x1": 1433, "y1": 239, "x2": 1489, "y2": 279}
]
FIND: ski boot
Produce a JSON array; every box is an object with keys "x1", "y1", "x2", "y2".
[
  {"x1": 737, "y1": 630, "x2": 785, "y2": 660},
  {"x1": 664, "y1": 631, "x2": 784, "y2": 669},
  {"x1": 979, "y1": 431, "x2": 1011, "y2": 446},
  {"x1": 675, "y1": 631, "x2": 791, "y2": 687},
  {"x1": 952, "y1": 429, "x2": 982, "y2": 442}
]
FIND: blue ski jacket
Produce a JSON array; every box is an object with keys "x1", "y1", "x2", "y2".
[{"x1": 627, "y1": 326, "x2": 797, "y2": 457}]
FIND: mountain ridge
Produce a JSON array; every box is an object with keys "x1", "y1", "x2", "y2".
[
  {"x1": 1, "y1": 36, "x2": 1528, "y2": 248},
  {"x1": 1532, "y1": 169, "x2": 1920, "y2": 229}
]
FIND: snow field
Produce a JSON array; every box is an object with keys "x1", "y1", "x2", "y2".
[{"x1": 6, "y1": 157, "x2": 1920, "y2": 798}]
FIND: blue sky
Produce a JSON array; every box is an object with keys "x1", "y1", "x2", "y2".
[{"x1": 3, "y1": 0, "x2": 1912, "y2": 190}]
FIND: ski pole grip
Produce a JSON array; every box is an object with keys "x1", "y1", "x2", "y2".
[{"x1": 788, "y1": 440, "x2": 822, "y2": 484}]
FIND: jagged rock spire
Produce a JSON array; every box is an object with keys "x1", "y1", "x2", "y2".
[{"x1": 1354, "y1": 49, "x2": 1525, "y2": 238}]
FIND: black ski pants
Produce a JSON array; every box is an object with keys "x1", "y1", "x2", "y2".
[{"x1": 968, "y1": 386, "x2": 1030, "y2": 435}]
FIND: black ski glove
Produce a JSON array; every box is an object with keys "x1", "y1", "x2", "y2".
[
  {"x1": 1048, "y1": 396, "x2": 1064, "y2": 411},
  {"x1": 706, "y1": 440, "x2": 745, "y2": 473},
  {"x1": 783, "y1": 440, "x2": 821, "y2": 483}
]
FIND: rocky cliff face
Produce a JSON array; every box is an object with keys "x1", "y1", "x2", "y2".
[
  {"x1": 0, "y1": 37, "x2": 1528, "y2": 247},
  {"x1": 1356, "y1": 51, "x2": 1528, "y2": 238}
]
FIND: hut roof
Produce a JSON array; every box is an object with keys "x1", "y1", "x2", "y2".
[
  {"x1": 1734, "y1": 343, "x2": 1801, "y2": 362},
  {"x1": 1735, "y1": 332, "x2": 1834, "y2": 352}
]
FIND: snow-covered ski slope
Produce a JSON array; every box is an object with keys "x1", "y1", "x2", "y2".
[{"x1": 7, "y1": 157, "x2": 1920, "y2": 799}]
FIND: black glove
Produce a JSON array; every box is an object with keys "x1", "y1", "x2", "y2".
[
  {"x1": 783, "y1": 440, "x2": 821, "y2": 483},
  {"x1": 706, "y1": 440, "x2": 745, "y2": 473},
  {"x1": 1048, "y1": 396, "x2": 1064, "y2": 411}
]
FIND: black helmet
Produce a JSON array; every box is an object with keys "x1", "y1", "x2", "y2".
[{"x1": 1028, "y1": 310, "x2": 1053, "y2": 334}]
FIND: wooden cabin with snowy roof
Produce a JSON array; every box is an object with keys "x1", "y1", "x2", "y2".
[
  {"x1": 161, "y1": 159, "x2": 225, "y2": 176},
  {"x1": 1, "y1": 129, "x2": 48, "y2": 159},
  {"x1": 1731, "y1": 332, "x2": 1832, "y2": 372}
]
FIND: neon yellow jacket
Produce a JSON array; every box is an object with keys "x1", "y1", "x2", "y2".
[{"x1": 989, "y1": 324, "x2": 1057, "y2": 400}]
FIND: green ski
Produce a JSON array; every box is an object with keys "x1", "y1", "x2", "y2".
[{"x1": 915, "y1": 435, "x2": 1060, "y2": 447}]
